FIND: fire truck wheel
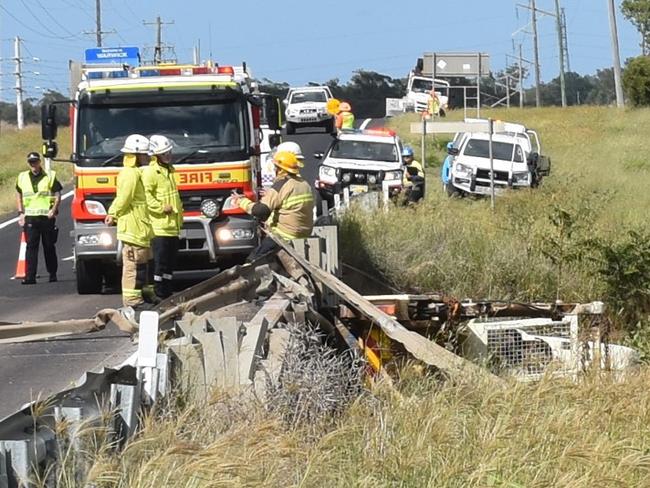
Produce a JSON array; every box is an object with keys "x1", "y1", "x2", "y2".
[{"x1": 76, "y1": 259, "x2": 103, "y2": 295}]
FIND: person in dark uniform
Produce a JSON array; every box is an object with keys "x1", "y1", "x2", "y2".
[{"x1": 15, "y1": 152, "x2": 62, "y2": 284}]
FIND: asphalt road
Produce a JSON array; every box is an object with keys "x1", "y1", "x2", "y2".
[{"x1": 0, "y1": 123, "x2": 347, "y2": 420}]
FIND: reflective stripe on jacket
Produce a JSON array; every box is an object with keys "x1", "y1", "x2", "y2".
[
  {"x1": 17, "y1": 170, "x2": 57, "y2": 216},
  {"x1": 142, "y1": 157, "x2": 183, "y2": 237},
  {"x1": 403, "y1": 160, "x2": 425, "y2": 187},
  {"x1": 240, "y1": 175, "x2": 314, "y2": 240},
  {"x1": 107, "y1": 155, "x2": 152, "y2": 247}
]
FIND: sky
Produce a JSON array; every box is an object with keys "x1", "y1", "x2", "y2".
[{"x1": 0, "y1": 0, "x2": 642, "y2": 102}]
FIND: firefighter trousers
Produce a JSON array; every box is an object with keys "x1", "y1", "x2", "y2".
[
  {"x1": 121, "y1": 243, "x2": 152, "y2": 307},
  {"x1": 24, "y1": 216, "x2": 58, "y2": 280},
  {"x1": 152, "y1": 236, "x2": 179, "y2": 298}
]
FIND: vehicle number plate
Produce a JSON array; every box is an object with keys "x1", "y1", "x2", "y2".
[{"x1": 350, "y1": 184, "x2": 368, "y2": 194}]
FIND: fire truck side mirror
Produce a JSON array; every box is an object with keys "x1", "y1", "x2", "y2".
[
  {"x1": 41, "y1": 104, "x2": 58, "y2": 141},
  {"x1": 269, "y1": 134, "x2": 281, "y2": 149},
  {"x1": 265, "y1": 96, "x2": 282, "y2": 131}
]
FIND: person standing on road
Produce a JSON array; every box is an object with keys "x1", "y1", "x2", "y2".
[
  {"x1": 427, "y1": 90, "x2": 441, "y2": 118},
  {"x1": 142, "y1": 135, "x2": 183, "y2": 299},
  {"x1": 232, "y1": 151, "x2": 314, "y2": 261},
  {"x1": 15, "y1": 152, "x2": 62, "y2": 284},
  {"x1": 105, "y1": 134, "x2": 154, "y2": 310},
  {"x1": 335, "y1": 102, "x2": 355, "y2": 131},
  {"x1": 401, "y1": 146, "x2": 425, "y2": 203}
]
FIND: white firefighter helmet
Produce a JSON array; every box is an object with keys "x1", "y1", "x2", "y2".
[
  {"x1": 275, "y1": 141, "x2": 304, "y2": 160},
  {"x1": 148, "y1": 134, "x2": 174, "y2": 155},
  {"x1": 121, "y1": 134, "x2": 150, "y2": 154}
]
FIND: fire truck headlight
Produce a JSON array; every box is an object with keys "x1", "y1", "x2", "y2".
[
  {"x1": 78, "y1": 232, "x2": 113, "y2": 247},
  {"x1": 84, "y1": 200, "x2": 107, "y2": 216},
  {"x1": 216, "y1": 228, "x2": 254, "y2": 242},
  {"x1": 200, "y1": 199, "x2": 219, "y2": 218}
]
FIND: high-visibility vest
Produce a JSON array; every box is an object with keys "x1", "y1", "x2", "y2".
[
  {"x1": 341, "y1": 111, "x2": 355, "y2": 129},
  {"x1": 17, "y1": 170, "x2": 57, "y2": 216}
]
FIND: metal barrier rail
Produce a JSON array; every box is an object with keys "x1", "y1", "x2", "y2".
[{"x1": 0, "y1": 225, "x2": 619, "y2": 487}]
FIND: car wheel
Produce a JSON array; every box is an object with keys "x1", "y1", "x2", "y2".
[
  {"x1": 76, "y1": 259, "x2": 103, "y2": 294},
  {"x1": 444, "y1": 183, "x2": 461, "y2": 198},
  {"x1": 286, "y1": 122, "x2": 295, "y2": 135}
]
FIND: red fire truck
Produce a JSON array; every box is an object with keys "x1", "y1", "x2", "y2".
[{"x1": 41, "y1": 59, "x2": 281, "y2": 293}]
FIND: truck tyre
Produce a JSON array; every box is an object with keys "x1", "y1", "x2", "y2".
[
  {"x1": 76, "y1": 259, "x2": 103, "y2": 295},
  {"x1": 286, "y1": 121, "x2": 295, "y2": 135},
  {"x1": 325, "y1": 118, "x2": 335, "y2": 134}
]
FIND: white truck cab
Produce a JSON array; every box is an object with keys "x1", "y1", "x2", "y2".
[
  {"x1": 314, "y1": 129, "x2": 404, "y2": 205},
  {"x1": 445, "y1": 121, "x2": 551, "y2": 197},
  {"x1": 284, "y1": 86, "x2": 334, "y2": 134},
  {"x1": 406, "y1": 73, "x2": 450, "y2": 115}
]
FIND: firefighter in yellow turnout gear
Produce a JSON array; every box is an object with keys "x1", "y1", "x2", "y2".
[
  {"x1": 143, "y1": 135, "x2": 183, "y2": 299},
  {"x1": 105, "y1": 134, "x2": 154, "y2": 309},
  {"x1": 234, "y1": 151, "x2": 314, "y2": 261}
]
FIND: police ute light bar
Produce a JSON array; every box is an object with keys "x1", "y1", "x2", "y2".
[{"x1": 362, "y1": 128, "x2": 396, "y2": 137}]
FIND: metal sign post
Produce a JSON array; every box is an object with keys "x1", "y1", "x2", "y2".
[
  {"x1": 421, "y1": 116, "x2": 427, "y2": 169},
  {"x1": 488, "y1": 118, "x2": 495, "y2": 210}
]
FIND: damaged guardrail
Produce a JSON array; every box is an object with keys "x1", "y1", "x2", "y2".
[{"x1": 0, "y1": 225, "x2": 638, "y2": 486}]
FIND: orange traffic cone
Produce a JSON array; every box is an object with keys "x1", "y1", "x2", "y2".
[{"x1": 13, "y1": 231, "x2": 27, "y2": 280}]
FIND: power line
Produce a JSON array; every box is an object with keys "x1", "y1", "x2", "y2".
[
  {"x1": 17, "y1": 0, "x2": 77, "y2": 39},
  {"x1": 33, "y1": 0, "x2": 83, "y2": 39},
  {"x1": 0, "y1": 5, "x2": 80, "y2": 41}
]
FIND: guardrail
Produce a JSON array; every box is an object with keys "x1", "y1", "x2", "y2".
[{"x1": 0, "y1": 225, "x2": 629, "y2": 487}]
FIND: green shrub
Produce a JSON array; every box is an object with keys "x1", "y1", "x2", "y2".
[{"x1": 623, "y1": 55, "x2": 650, "y2": 107}]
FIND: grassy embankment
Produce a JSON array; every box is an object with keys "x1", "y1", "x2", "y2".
[
  {"x1": 38, "y1": 107, "x2": 650, "y2": 487},
  {"x1": 0, "y1": 123, "x2": 72, "y2": 215},
  {"x1": 342, "y1": 107, "x2": 650, "y2": 341}
]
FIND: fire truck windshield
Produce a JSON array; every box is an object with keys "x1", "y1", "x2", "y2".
[{"x1": 76, "y1": 95, "x2": 248, "y2": 166}]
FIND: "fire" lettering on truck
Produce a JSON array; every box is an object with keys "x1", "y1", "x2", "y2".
[{"x1": 178, "y1": 171, "x2": 234, "y2": 184}]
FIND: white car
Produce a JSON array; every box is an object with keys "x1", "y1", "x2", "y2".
[
  {"x1": 314, "y1": 129, "x2": 404, "y2": 205},
  {"x1": 284, "y1": 86, "x2": 334, "y2": 134},
  {"x1": 445, "y1": 127, "x2": 550, "y2": 197}
]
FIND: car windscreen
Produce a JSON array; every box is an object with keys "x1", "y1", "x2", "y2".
[
  {"x1": 290, "y1": 91, "x2": 327, "y2": 103},
  {"x1": 329, "y1": 140, "x2": 398, "y2": 162},
  {"x1": 411, "y1": 78, "x2": 433, "y2": 93},
  {"x1": 462, "y1": 139, "x2": 524, "y2": 163},
  {"x1": 76, "y1": 94, "x2": 248, "y2": 166}
]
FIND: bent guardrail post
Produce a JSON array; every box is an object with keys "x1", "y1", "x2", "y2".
[{"x1": 272, "y1": 234, "x2": 502, "y2": 382}]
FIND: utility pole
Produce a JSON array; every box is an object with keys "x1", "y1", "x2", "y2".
[
  {"x1": 554, "y1": 0, "x2": 567, "y2": 107},
  {"x1": 561, "y1": 8, "x2": 571, "y2": 72},
  {"x1": 84, "y1": 0, "x2": 115, "y2": 46},
  {"x1": 531, "y1": 0, "x2": 542, "y2": 107},
  {"x1": 144, "y1": 16, "x2": 175, "y2": 64},
  {"x1": 95, "y1": 0, "x2": 102, "y2": 47},
  {"x1": 519, "y1": 44, "x2": 524, "y2": 108},
  {"x1": 14, "y1": 37, "x2": 24, "y2": 130},
  {"x1": 607, "y1": 0, "x2": 625, "y2": 108}
]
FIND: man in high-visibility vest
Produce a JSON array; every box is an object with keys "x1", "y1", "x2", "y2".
[
  {"x1": 401, "y1": 146, "x2": 425, "y2": 203},
  {"x1": 15, "y1": 152, "x2": 62, "y2": 284},
  {"x1": 335, "y1": 102, "x2": 355, "y2": 131},
  {"x1": 142, "y1": 135, "x2": 183, "y2": 299},
  {"x1": 232, "y1": 151, "x2": 314, "y2": 261},
  {"x1": 427, "y1": 90, "x2": 441, "y2": 117},
  {"x1": 105, "y1": 134, "x2": 154, "y2": 309}
]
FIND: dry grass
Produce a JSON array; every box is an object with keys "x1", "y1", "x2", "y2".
[
  {"x1": 56, "y1": 368, "x2": 650, "y2": 488},
  {"x1": 0, "y1": 122, "x2": 72, "y2": 214}
]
